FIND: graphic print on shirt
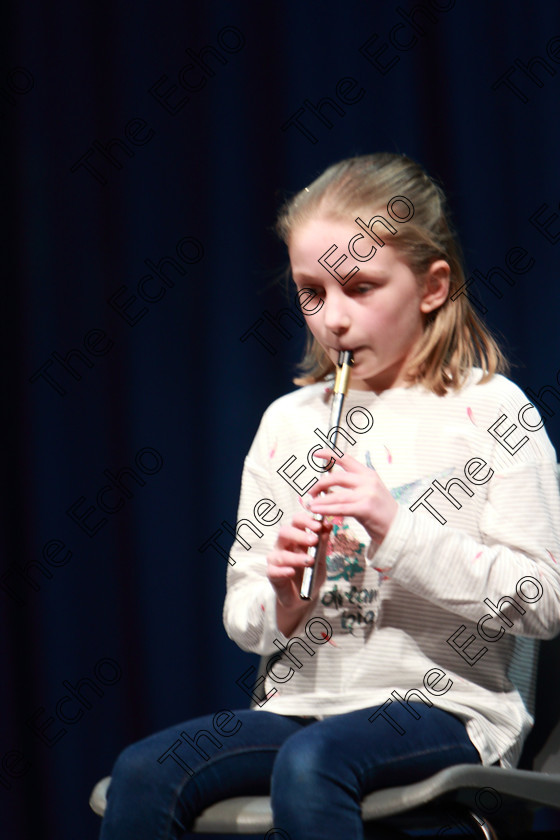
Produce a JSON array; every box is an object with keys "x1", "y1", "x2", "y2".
[
  {"x1": 321, "y1": 515, "x2": 377, "y2": 635},
  {"x1": 388, "y1": 467, "x2": 455, "y2": 505},
  {"x1": 326, "y1": 518, "x2": 365, "y2": 582},
  {"x1": 320, "y1": 464, "x2": 456, "y2": 635}
]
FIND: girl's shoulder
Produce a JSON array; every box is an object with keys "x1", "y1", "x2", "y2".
[
  {"x1": 262, "y1": 380, "x2": 333, "y2": 419},
  {"x1": 461, "y1": 368, "x2": 532, "y2": 409},
  {"x1": 454, "y1": 369, "x2": 557, "y2": 463},
  {"x1": 259, "y1": 369, "x2": 533, "y2": 426},
  {"x1": 246, "y1": 381, "x2": 334, "y2": 466},
  {"x1": 436, "y1": 369, "x2": 538, "y2": 433}
]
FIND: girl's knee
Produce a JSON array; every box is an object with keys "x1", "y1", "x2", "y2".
[
  {"x1": 111, "y1": 742, "x2": 149, "y2": 787},
  {"x1": 110, "y1": 732, "x2": 167, "y2": 793},
  {"x1": 272, "y1": 732, "x2": 331, "y2": 791}
]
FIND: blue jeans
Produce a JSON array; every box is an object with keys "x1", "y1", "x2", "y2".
[{"x1": 99, "y1": 703, "x2": 481, "y2": 840}]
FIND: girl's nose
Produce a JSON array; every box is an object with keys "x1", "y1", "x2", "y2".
[
  {"x1": 330, "y1": 318, "x2": 351, "y2": 334},
  {"x1": 324, "y1": 300, "x2": 351, "y2": 333}
]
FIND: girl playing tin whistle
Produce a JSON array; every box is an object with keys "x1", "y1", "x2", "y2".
[{"x1": 100, "y1": 153, "x2": 560, "y2": 840}]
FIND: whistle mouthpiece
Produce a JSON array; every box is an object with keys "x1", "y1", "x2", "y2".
[
  {"x1": 333, "y1": 350, "x2": 353, "y2": 395},
  {"x1": 337, "y1": 350, "x2": 354, "y2": 367}
]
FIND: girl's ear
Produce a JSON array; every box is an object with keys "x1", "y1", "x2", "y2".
[{"x1": 419, "y1": 260, "x2": 450, "y2": 314}]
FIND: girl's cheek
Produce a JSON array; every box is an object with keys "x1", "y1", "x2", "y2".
[{"x1": 307, "y1": 320, "x2": 324, "y2": 340}]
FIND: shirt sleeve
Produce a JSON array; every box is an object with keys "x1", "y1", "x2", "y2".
[
  {"x1": 222, "y1": 408, "x2": 297, "y2": 655},
  {"x1": 368, "y1": 419, "x2": 560, "y2": 639}
]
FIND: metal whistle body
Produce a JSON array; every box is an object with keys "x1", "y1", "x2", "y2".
[{"x1": 300, "y1": 350, "x2": 353, "y2": 600}]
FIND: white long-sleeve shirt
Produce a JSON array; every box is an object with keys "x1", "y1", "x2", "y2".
[{"x1": 223, "y1": 369, "x2": 560, "y2": 767}]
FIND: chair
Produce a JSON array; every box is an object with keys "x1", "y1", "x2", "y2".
[{"x1": 90, "y1": 633, "x2": 560, "y2": 838}]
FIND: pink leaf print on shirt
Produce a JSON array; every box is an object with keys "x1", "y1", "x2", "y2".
[
  {"x1": 547, "y1": 549, "x2": 557, "y2": 564},
  {"x1": 384, "y1": 445, "x2": 392, "y2": 464},
  {"x1": 269, "y1": 440, "x2": 277, "y2": 459},
  {"x1": 321, "y1": 632, "x2": 338, "y2": 646},
  {"x1": 467, "y1": 407, "x2": 476, "y2": 425},
  {"x1": 297, "y1": 495, "x2": 310, "y2": 512}
]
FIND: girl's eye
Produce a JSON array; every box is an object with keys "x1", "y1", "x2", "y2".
[
  {"x1": 353, "y1": 284, "x2": 377, "y2": 294},
  {"x1": 299, "y1": 286, "x2": 324, "y2": 297}
]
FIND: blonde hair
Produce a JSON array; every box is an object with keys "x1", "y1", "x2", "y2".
[{"x1": 276, "y1": 153, "x2": 508, "y2": 396}]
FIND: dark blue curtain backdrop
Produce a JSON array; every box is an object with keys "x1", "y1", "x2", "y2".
[{"x1": 3, "y1": 1, "x2": 560, "y2": 838}]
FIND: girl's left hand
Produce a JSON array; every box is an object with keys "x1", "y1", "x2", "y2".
[{"x1": 306, "y1": 450, "x2": 398, "y2": 546}]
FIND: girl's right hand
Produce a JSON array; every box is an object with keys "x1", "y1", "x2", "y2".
[{"x1": 266, "y1": 510, "x2": 331, "y2": 613}]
